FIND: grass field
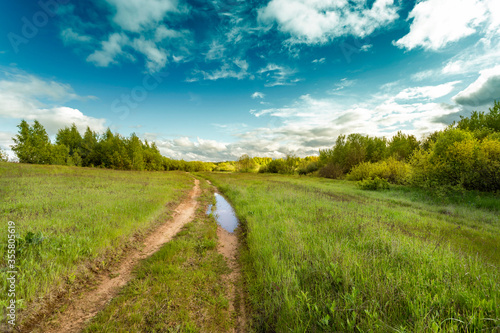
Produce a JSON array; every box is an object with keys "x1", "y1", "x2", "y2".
[
  {"x1": 0, "y1": 162, "x2": 193, "y2": 325},
  {"x1": 83, "y1": 179, "x2": 236, "y2": 332},
  {"x1": 203, "y1": 173, "x2": 500, "y2": 332}
]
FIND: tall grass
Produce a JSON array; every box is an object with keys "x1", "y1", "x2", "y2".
[
  {"x1": 0, "y1": 162, "x2": 192, "y2": 324},
  {"x1": 205, "y1": 173, "x2": 500, "y2": 332}
]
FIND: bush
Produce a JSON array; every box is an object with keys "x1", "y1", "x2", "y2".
[
  {"x1": 409, "y1": 130, "x2": 500, "y2": 191},
  {"x1": 357, "y1": 177, "x2": 390, "y2": 190},
  {"x1": 346, "y1": 157, "x2": 410, "y2": 184},
  {"x1": 318, "y1": 163, "x2": 344, "y2": 179}
]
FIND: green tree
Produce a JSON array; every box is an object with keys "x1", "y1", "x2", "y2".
[
  {"x1": 12, "y1": 120, "x2": 52, "y2": 164},
  {"x1": 81, "y1": 127, "x2": 99, "y2": 166},
  {"x1": 388, "y1": 131, "x2": 419, "y2": 161},
  {"x1": 56, "y1": 123, "x2": 82, "y2": 156}
]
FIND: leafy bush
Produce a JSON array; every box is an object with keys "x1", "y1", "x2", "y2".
[
  {"x1": 357, "y1": 177, "x2": 390, "y2": 190},
  {"x1": 409, "y1": 129, "x2": 500, "y2": 191},
  {"x1": 346, "y1": 157, "x2": 410, "y2": 184},
  {"x1": 318, "y1": 163, "x2": 344, "y2": 179}
]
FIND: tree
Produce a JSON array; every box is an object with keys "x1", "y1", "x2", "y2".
[
  {"x1": 12, "y1": 120, "x2": 52, "y2": 164},
  {"x1": 81, "y1": 127, "x2": 99, "y2": 166},
  {"x1": 56, "y1": 123, "x2": 82, "y2": 156},
  {"x1": 388, "y1": 131, "x2": 419, "y2": 161},
  {"x1": 237, "y1": 154, "x2": 257, "y2": 172}
]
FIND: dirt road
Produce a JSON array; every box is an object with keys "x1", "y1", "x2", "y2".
[{"x1": 32, "y1": 179, "x2": 201, "y2": 333}]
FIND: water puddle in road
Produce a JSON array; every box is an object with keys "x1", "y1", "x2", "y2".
[{"x1": 207, "y1": 193, "x2": 239, "y2": 233}]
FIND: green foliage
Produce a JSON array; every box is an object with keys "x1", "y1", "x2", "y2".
[
  {"x1": 388, "y1": 131, "x2": 420, "y2": 161},
  {"x1": 410, "y1": 128, "x2": 500, "y2": 191},
  {"x1": 357, "y1": 176, "x2": 390, "y2": 190},
  {"x1": 454, "y1": 100, "x2": 500, "y2": 138},
  {"x1": 318, "y1": 162, "x2": 344, "y2": 179},
  {"x1": 346, "y1": 157, "x2": 410, "y2": 184},
  {"x1": 320, "y1": 134, "x2": 389, "y2": 174},
  {"x1": 237, "y1": 154, "x2": 257, "y2": 172},
  {"x1": 11, "y1": 120, "x2": 216, "y2": 172},
  {"x1": 214, "y1": 162, "x2": 236, "y2": 172},
  {"x1": 259, "y1": 155, "x2": 300, "y2": 174},
  {"x1": 12, "y1": 120, "x2": 52, "y2": 164}
]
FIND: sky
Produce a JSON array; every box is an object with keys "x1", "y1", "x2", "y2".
[{"x1": 1, "y1": 0, "x2": 499, "y2": 162}]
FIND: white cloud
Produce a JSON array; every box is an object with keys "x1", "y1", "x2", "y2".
[
  {"x1": 453, "y1": 65, "x2": 500, "y2": 106},
  {"x1": 0, "y1": 71, "x2": 106, "y2": 136},
  {"x1": 411, "y1": 70, "x2": 435, "y2": 82},
  {"x1": 105, "y1": 0, "x2": 180, "y2": 33},
  {"x1": 394, "y1": 81, "x2": 461, "y2": 101},
  {"x1": 188, "y1": 59, "x2": 252, "y2": 82},
  {"x1": 87, "y1": 33, "x2": 130, "y2": 67},
  {"x1": 360, "y1": 44, "x2": 373, "y2": 52},
  {"x1": 394, "y1": 0, "x2": 495, "y2": 51},
  {"x1": 252, "y1": 92, "x2": 265, "y2": 99},
  {"x1": 441, "y1": 36, "x2": 500, "y2": 76},
  {"x1": 258, "y1": 64, "x2": 300, "y2": 87},
  {"x1": 131, "y1": 37, "x2": 168, "y2": 72},
  {"x1": 60, "y1": 28, "x2": 93, "y2": 44},
  {"x1": 329, "y1": 78, "x2": 356, "y2": 94},
  {"x1": 312, "y1": 58, "x2": 326, "y2": 64},
  {"x1": 258, "y1": 0, "x2": 399, "y2": 44}
]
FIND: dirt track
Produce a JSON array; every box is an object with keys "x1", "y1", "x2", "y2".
[
  {"x1": 217, "y1": 217, "x2": 247, "y2": 332},
  {"x1": 35, "y1": 179, "x2": 201, "y2": 333}
]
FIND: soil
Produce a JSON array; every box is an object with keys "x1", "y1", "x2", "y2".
[
  {"x1": 30, "y1": 179, "x2": 201, "y2": 333},
  {"x1": 217, "y1": 225, "x2": 248, "y2": 332}
]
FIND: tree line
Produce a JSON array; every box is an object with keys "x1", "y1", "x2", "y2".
[
  {"x1": 10, "y1": 120, "x2": 216, "y2": 172},
  {"x1": 241, "y1": 102, "x2": 500, "y2": 192},
  {"x1": 7, "y1": 102, "x2": 500, "y2": 192}
]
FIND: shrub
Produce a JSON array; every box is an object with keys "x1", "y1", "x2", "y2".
[
  {"x1": 318, "y1": 163, "x2": 344, "y2": 179},
  {"x1": 357, "y1": 177, "x2": 390, "y2": 190},
  {"x1": 409, "y1": 130, "x2": 500, "y2": 191},
  {"x1": 346, "y1": 157, "x2": 410, "y2": 184}
]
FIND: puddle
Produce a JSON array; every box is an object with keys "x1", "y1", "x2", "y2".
[{"x1": 207, "y1": 193, "x2": 239, "y2": 233}]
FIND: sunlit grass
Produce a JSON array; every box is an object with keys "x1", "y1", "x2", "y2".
[
  {"x1": 204, "y1": 172, "x2": 500, "y2": 332},
  {"x1": 0, "y1": 162, "x2": 192, "y2": 323}
]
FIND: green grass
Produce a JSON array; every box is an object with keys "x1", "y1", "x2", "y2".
[
  {"x1": 0, "y1": 162, "x2": 193, "y2": 324},
  {"x1": 83, "y1": 179, "x2": 235, "y2": 332},
  {"x1": 203, "y1": 172, "x2": 500, "y2": 332}
]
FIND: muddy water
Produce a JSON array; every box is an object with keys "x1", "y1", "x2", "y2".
[{"x1": 207, "y1": 193, "x2": 239, "y2": 233}]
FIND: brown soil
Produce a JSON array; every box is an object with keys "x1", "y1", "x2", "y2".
[
  {"x1": 31, "y1": 179, "x2": 201, "y2": 333},
  {"x1": 217, "y1": 226, "x2": 248, "y2": 332}
]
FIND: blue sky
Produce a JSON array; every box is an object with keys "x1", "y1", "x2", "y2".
[{"x1": 1, "y1": 0, "x2": 499, "y2": 161}]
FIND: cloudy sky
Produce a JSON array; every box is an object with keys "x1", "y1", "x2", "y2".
[{"x1": 1, "y1": 0, "x2": 499, "y2": 161}]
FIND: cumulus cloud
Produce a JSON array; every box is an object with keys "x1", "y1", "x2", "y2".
[
  {"x1": 453, "y1": 66, "x2": 500, "y2": 106},
  {"x1": 0, "y1": 71, "x2": 106, "y2": 135},
  {"x1": 258, "y1": 0, "x2": 399, "y2": 44},
  {"x1": 395, "y1": 0, "x2": 497, "y2": 51}
]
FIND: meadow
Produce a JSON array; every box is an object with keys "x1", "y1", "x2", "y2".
[
  {"x1": 203, "y1": 172, "x2": 500, "y2": 332},
  {"x1": 0, "y1": 162, "x2": 193, "y2": 326}
]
